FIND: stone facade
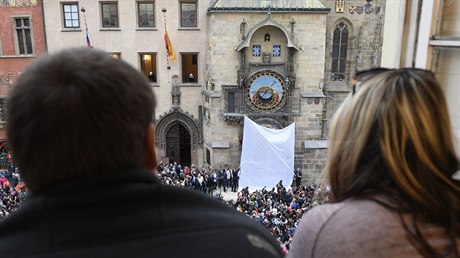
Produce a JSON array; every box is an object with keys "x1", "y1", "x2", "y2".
[
  {"x1": 204, "y1": 9, "x2": 329, "y2": 175},
  {"x1": 39, "y1": 0, "x2": 387, "y2": 183},
  {"x1": 323, "y1": 0, "x2": 386, "y2": 129},
  {"x1": 300, "y1": 0, "x2": 386, "y2": 183},
  {"x1": 0, "y1": 0, "x2": 47, "y2": 139},
  {"x1": 42, "y1": 0, "x2": 210, "y2": 167}
]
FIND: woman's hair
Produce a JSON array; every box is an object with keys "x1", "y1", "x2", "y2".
[{"x1": 327, "y1": 68, "x2": 460, "y2": 257}]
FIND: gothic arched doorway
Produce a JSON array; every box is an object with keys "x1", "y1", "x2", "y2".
[
  {"x1": 155, "y1": 107, "x2": 202, "y2": 167},
  {"x1": 166, "y1": 123, "x2": 191, "y2": 166}
]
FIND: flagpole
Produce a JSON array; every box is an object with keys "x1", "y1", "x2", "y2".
[
  {"x1": 162, "y1": 8, "x2": 172, "y2": 84},
  {"x1": 162, "y1": 8, "x2": 170, "y2": 70},
  {"x1": 81, "y1": 7, "x2": 92, "y2": 48}
]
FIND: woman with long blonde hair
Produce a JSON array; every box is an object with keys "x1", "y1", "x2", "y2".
[{"x1": 288, "y1": 69, "x2": 460, "y2": 257}]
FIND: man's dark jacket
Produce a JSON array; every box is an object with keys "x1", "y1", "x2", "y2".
[{"x1": 0, "y1": 169, "x2": 282, "y2": 258}]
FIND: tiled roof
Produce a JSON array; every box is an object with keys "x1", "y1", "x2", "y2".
[{"x1": 209, "y1": 0, "x2": 327, "y2": 11}]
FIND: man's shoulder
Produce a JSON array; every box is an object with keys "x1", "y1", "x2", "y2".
[
  {"x1": 148, "y1": 185, "x2": 282, "y2": 257},
  {"x1": 158, "y1": 185, "x2": 257, "y2": 225},
  {"x1": 145, "y1": 185, "x2": 284, "y2": 257}
]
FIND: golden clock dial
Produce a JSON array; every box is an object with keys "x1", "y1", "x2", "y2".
[{"x1": 248, "y1": 71, "x2": 285, "y2": 110}]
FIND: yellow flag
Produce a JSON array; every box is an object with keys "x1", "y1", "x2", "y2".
[{"x1": 164, "y1": 31, "x2": 176, "y2": 61}]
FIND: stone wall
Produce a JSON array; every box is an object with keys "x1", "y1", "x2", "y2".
[
  {"x1": 323, "y1": 0, "x2": 386, "y2": 82},
  {"x1": 296, "y1": 0, "x2": 386, "y2": 182},
  {"x1": 42, "y1": 0, "x2": 210, "y2": 121},
  {"x1": 205, "y1": 11, "x2": 328, "y2": 169},
  {"x1": 299, "y1": 149, "x2": 328, "y2": 184}
]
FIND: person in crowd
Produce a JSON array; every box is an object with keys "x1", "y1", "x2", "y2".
[
  {"x1": 226, "y1": 168, "x2": 232, "y2": 189},
  {"x1": 175, "y1": 163, "x2": 181, "y2": 175},
  {"x1": 212, "y1": 170, "x2": 218, "y2": 190},
  {"x1": 218, "y1": 166, "x2": 225, "y2": 190},
  {"x1": 232, "y1": 168, "x2": 240, "y2": 192},
  {"x1": 288, "y1": 68, "x2": 460, "y2": 258},
  {"x1": 204, "y1": 173, "x2": 213, "y2": 195},
  {"x1": 148, "y1": 71, "x2": 156, "y2": 82},
  {"x1": 0, "y1": 175, "x2": 6, "y2": 189},
  {"x1": 222, "y1": 168, "x2": 228, "y2": 193},
  {"x1": 0, "y1": 47, "x2": 283, "y2": 258},
  {"x1": 156, "y1": 160, "x2": 165, "y2": 172},
  {"x1": 294, "y1": 168, "x2": 302, "y2": 187},
  {"x1": 276, "y1": 180, "x2": 285, "y2": 194}
]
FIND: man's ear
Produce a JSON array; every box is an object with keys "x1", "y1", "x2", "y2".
[{"x1": 144, "y1": 123, "x2": 158, "y2": 171}]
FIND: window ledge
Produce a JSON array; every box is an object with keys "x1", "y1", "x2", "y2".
[
  {"x1": 136, "y1": 27, "x2": 158, "y2": 31},
  {"x1": 429, "y1": 39, "x2": 460, "y2": 48},
  {"x1": 249, "y1": 61, "x2": 285, "y2": 66},
  {"x1": 0, "y1": 55, "x2": 37, "y2": 58},
  {"x1": 327, "y1": 80, "x2": 350, "y2": 92},
  {"x1": 100, "y1": 28, "x2": 121, "y2": 31},
  {"x1": 179, "y1": 83, "x2": 201, "y2": 87},
  {"x1": 223, "y1": 113, "x2": 244, "y2": 126},
  {"x1": 211, "y1": 141, "x2": 229, "y2": 149},
  {"x1": 201, "y1": 90, "x2": 222, "y2": 98},
  {"x1": 304, "y1": 140, "x2": 328, "y2": 149},
  {"x1": 301, "y1": 92, "x2": 326, "y2": 98},
  {"x1": 178, "y1": 27, "x2": 200, "y2": 31},
  {"x1": 61, "y1": 28, "x2": 82, "y2": 32}
]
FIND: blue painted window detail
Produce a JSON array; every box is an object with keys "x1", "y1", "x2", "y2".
[
  {"x1": 273, "y1": 45, "x2": 281, "y2": 57},
  {"x1": 252, "y1": 45, "x2": 261, "y2": 56}
]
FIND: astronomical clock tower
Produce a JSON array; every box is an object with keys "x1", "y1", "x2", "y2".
[{"x1": 203, "y1": 0, "x2": 330, "y2": 181}]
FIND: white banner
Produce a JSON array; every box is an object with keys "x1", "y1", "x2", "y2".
[{"x1": 239, "y1": 116, "x2": 295, "y2": 191}]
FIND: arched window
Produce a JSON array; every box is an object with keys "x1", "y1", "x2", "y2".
[{"x1": 331, "y1": 22, "x2": 349, "y2": 81}]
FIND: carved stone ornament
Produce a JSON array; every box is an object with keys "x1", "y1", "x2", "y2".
[
  {"x1": 207, "y1": 80, "x2": 215, "y2": 91},
  {"x1": 286, "y1": 74, "x2": 296, "y2": 90},
  {"x1": 0, "y1": 71, "x2": 14, "y2": 86},
  {"x1": 156, "y1": 107, "x2": 202, "y2": 150},
  {"x1": 364, "y1": 4, "x2": 374, "y2": 14},
  {"x1": 262, "y1": 52, "x2": 271, "y2": 64},
  {"x1": 253, "y1": 117, "x2": 284, "y2": 129},
  {"x1": 223, "y1": 114, "x2": 244, "y2": 126},
  {"x1": 204, "y1": 109, "x2": 210, "y2": 125},
  {"x1": 171, "y1": 88, "x2": 181, "y2": 106},
  {"x1": 247, "y1": 113, "x2": 290, "y2": 127},
  {"x1": 0, "y1": 0, "x2": 38, "y2": 7},
  {"x1": 335, "y1": 0, "x2": 345, "y2": 13},
  {"x1": 237, "y1": 69, "x2": 246, "y2": 88},
  {"x1": 349, "y1": 6, "x2": 356, "y2": 14}
]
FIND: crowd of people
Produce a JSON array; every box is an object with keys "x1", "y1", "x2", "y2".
[
  {"x1": 234, "y1": 183, "x2": 330, "y2": 254},
  {"x1": 156, "y1": 161, "x2": 242, "y2": 195},
  {"x1": 0, "y1": 168, "x2": 27, "y2": 219},
  {"x1": 155, "y1": 161, "x2": 330, "y2": 254}
]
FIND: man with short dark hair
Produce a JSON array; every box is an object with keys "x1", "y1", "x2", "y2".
[{"x1": 0, "y1": 47, "x2": 282, "y2": 258}]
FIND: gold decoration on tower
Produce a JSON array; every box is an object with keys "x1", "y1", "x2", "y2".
[{"x1": 336, "y1": 0, "x2": 345, "y2": 13}]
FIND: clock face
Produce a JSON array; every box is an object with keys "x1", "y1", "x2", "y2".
[{"x1": 248, "y1": 72, "x2": 285, "y2": 110}]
